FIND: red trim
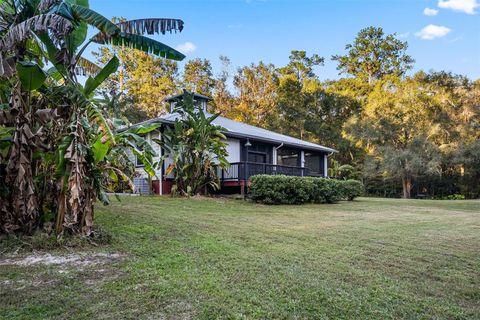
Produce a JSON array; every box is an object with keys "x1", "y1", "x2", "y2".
[
  {"x1": 152, "y1": 180, "x2": 160, "y2": 195},
  {"x1": 162, "y1": 180, "x2": 173, "y2": 194},
  {"x1": 222, "y1": 180, "x2": 250, "y2": 187}
]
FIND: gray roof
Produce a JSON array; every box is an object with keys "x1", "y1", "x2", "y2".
[
  {"x1": 131, "y1": 112, "x2": 337, "y2": 153},
  {"x1": 164, "y1": 92, "x2": 213, "y2": 102}
]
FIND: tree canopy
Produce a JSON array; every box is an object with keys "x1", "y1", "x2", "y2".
[{"x1": 332, "y1": 27, "x2": 414, "y2": 84}]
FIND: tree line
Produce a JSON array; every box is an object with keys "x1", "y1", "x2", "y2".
[{"x1": 95, "y1": 26, "x2": 480, "y2": 199}]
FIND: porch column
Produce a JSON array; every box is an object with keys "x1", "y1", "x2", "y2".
[
  {"x1": 272, "y1": 147, "x2": 277, "y2": 165},
  {"x1": 157, "y1": 131, "x2": 163, "y2": 195},
  {"x1": 324, "y1": 154, "x2": 328, "y2": 177},
  {"x1": 300, "y1": 151, "x2": 305, "y2": 176}
]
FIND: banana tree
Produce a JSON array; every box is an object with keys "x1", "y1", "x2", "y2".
[
  {"x1": 158, "y1": 91, "x2": 229, "y2": 196},
  {"x1": 0, "y1": 0, "x2": 185, "y2": 235},
  {"x1": 0, "y1": 0, "x2": 74, "y2": 233}
]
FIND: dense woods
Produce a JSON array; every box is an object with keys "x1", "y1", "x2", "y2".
[{"x1": 94, "y1": 26, "x2": 480, "y2": 199}]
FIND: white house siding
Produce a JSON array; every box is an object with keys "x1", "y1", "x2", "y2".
[
  {"x1": 129, "y1": 130, "x2": 163, "y2": 180},
  {"x1": 225, "y1": 138, "x2": 240, "y2": 163}
]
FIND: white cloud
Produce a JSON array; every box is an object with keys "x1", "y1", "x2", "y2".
[
  {"x1": 438, "y1": 0, "x2": 479, "y2": 14},
  {"x1": 415, "y1": 24, "x2": 451, "y2": 39},
  {"x1": 175, "y1": 42, "x2": 197, "y2": 54},
  {"x1": 398, "y1": 32, "x2": 410, "y2": 38},
  {"x1": 423, "y1": 7, "x2": 439, "y2": 16}
]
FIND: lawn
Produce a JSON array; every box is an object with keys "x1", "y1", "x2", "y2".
[{"x1": 1, "y1": 197, "x2": 479, "y2": 319}]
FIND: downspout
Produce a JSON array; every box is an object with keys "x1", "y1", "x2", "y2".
[{"x1": 273, "y1": 143, "x2": 283, "y2": 167}]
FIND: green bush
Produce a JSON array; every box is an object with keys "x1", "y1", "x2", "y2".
[
  {"x1": 338, "y1": 179, "x2": 365, "y2": 201},
  {"x1": 441, "y1": 194, "x2": 465, "y2": 200},
  {"x1": 249, "y1": 175, "x2": 364, "y2": 205}
]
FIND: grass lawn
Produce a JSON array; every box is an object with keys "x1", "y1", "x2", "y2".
[{"x1": 1, "y1": 197, "x2": 479, "y2": 319}]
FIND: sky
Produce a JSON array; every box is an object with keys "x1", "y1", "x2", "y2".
[{"x1": 87, "y1": 0, "x2": 480, "y2": 81}]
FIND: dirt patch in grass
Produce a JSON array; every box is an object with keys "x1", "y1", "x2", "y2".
[
  {"x1": 0, "y1": 252, "x2": 125, "y2": 268},
  {"x1": 0, "y1": 251, "x2": 126, "y2": 297}
]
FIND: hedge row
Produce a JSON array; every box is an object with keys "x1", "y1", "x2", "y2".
[{"x1": 249, "y1": 175, "x2": 364, "y2": 205}]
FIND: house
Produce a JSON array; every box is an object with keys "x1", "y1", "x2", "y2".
[{"x1": 128, "y1": 92, "x2": 337, "y2": 195}]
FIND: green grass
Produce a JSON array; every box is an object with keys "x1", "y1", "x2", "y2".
[{"x1": 1, "y1": 197, "x2": 479, "y2": 319}]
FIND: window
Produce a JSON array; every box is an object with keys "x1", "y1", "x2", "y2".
[{"x1": 135, "y1": 155, "x2": 144, "y2": 167}]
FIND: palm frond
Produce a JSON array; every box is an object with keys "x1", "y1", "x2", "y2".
[
  {"x1": 70, "y1": 4, "x2": 118, "y2": 36},
  {"x1": 92, "y1": 32, "x2": 185, "y2": 61},
  {"x1": 0, "y1": 109, "x2": 14, "y2": 125},
  {"x1": 87, "y1": 102, "x2": 115, "y2": 146},
  {"x1": 75, "y1": 57, "x2": 101, "y2": 76},
  {"x1": 0, "y1": 14, "x2": 73, "y2": 53},
  {"x1": 116, "y1": 18, "x2": 184, "y2": 35},
  {"x1": 0, "y1": 54, "x2": 15, "y2": 77},
  {"x1": 0, "y1": 1, "x2": 13, "y2": 32},
  {"x1": 37, "y1": 0, "x2": 60, "y2": 13}
]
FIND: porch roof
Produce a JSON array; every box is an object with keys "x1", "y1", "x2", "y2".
[{"x1": 131, "y1": 112, "x2": 337, "y2": 153}]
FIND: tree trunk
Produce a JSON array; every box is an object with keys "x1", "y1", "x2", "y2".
[
  {"x1": 2, "y1": 84, "x2": 39, "y2": 234},
  {"x1": 402, "y1": 176, "x2": 412, "y2": 199}
]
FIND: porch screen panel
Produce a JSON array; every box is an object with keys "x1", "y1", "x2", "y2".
[
  {"x1": 305, "y1": 153, "x2": 321, "y2": 174},
  {"x1": 277, "y1": 148, "x2": 299, "y2": 167}
]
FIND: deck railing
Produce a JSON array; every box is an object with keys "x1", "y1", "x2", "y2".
[{"x1": 218, "y1": 161, "x2": 322, "y2": 181}]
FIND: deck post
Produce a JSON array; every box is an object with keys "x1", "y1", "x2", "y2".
[{"x1": 221, "y1": 167, "x2": 224, "y2": 187}]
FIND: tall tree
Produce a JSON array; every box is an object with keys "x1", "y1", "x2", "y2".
[
  {"x1": 279, "y1": 50, "x2": 324, "y2": 82},
  {"x1": 343, "y1": 74, "x2": 448, "y2": 198},
  {"x1": 332, "y1": 26, "x2": 414, "y2": 84},
  {"x1": 273, "y1": 51, "x2": 324, "y2": 139},
  {"x1": 233, "y1": 62, "x2": 278, "y2": 127},
  {"x1": 183, "y1": 58, "x2": 215, "y2": 97},
  {"x1": 94, "y1": 44, "x2": 179, "y2": 118},
  {"x1": 212, "y1": 55, "x2": 236, "y2": 116}
]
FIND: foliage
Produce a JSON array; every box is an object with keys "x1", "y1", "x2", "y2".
[
  {"x1": 337, "y1": 179, "x2": 364, "y2": 200},
  {"x1": 343, "y1": 74, "x2": 448, "y2": 198},
  {"x1": 158, "y1": 91, "x2": 229, "y2": 196},
  {"x1": 332, "y1": 26, "x2": 414, "y2": 84},
  {"x1": 93, "y1": 34, "x2": 179, "y2": 118},
  {"x1": 249, "y1": 175, "x2": 364, "y2": 204},
  {"x1": 183, "y1": 58, "x2": 215, "y2": 97},
  {"x1": 328, "y1": 160, "x2": 360, "y2": 180},
  {"x1": 232, "y1": 62, "x2": 278, "y2": 126},
  {"x1": 439, "y1": 194, "x2": 465, "y2": 200},
  {"x1": 0, "y1": 0, "x2": 184, "y2": 235},
  {"x1": 211, "y1": 55, "x2": 236, "y2": 116}
]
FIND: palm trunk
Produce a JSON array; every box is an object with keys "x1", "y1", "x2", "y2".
[
  {"x1": 3, "y1": 83, "x2": 39, "y2": 234},
  {"x1": 402, "y1": 176, "x2": 412, "y2": 199},
  {"x1": 60, "y1": 113, "x2": 96, "y2": 236}
]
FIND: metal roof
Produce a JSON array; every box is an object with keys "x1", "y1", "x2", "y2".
[
  {"x1": 164, "y1": 92, "x2": 213, "y2": 102},
  {"x1": 130, "y1": 112, "x2": 337, "y2": 153}
]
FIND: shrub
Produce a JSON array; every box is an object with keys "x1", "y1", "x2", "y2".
[
  {"x1": 249, "y1": 175, "x2": 364, "y2": 205},
  {"x1": 338, "y1": 179, "x2": 365, "y2": 201},
  {"x1": 249, "y1": 175, "x2": 312, "y2": 204},
  {"x1": 441, "y1": 194, "x2": 465, "y2": 200}
]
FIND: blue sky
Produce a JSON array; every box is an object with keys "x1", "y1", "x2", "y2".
[{"x1": 88, "y1": 0, "x2": 480, "y2": 80}]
